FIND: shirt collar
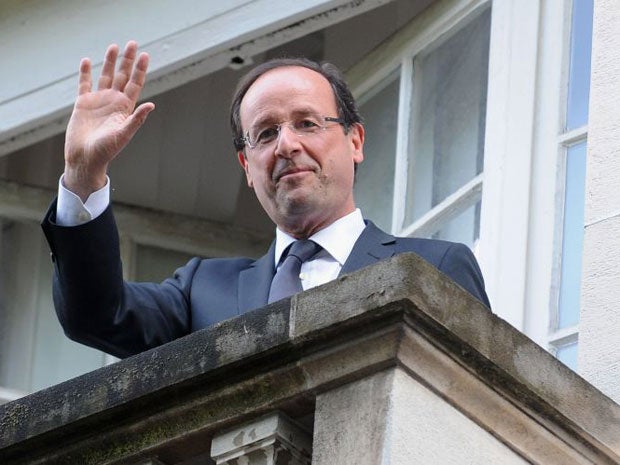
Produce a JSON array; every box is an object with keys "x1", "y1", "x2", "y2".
[{"x1": 274, "y1": 209, "x2": 366, "y2": 267}]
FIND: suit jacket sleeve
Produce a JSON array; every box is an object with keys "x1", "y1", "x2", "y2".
[
  {"x1": 41, "y1": 200, "x2": 193, "y2": 358},
  {"x1": 345, "y1": 222, "x2": 490, "y2": 308}
]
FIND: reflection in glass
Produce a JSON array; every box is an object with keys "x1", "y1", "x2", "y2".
[
  {"x1": 566, "y1": 0, "x2": 593, "y2": 130},
  {"x1": 433, "y1": 200, "x2": 481, "y2": 250},
  {"x1": 405, "y1": 8, "x2": 490, "y2": 228},
  {"x1": 354, "y1": 70, "x2": 400, "y2": 232},
  {"x1": 558, "y1": 142, "x2": 587, "y2": 328}
]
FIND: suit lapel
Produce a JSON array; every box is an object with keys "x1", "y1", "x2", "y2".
[
  {"x1": 238, "y1": 242, "x2": 276, "y2": 314},
  {"x1": 340, "y1": 221, "x2": 396, "y2": 275},
  {"x1": 238, "y1": 223, "x2": 395, "y2": 312}
]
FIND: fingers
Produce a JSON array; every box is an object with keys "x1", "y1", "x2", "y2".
[
  {"x1": 90, "y1": 41, "x2": 149, "y2": 99},
  {"x1": 124, "y1": 52, "x2": 150, "y2": 102},
  {"x1": 112, "y1": 41, "x2": 138, "y2": 91},
  {"x1": 95, "y1": 40, "x2": 149, "y2": 102},
  {"x1": 98, "y1": 43, "x2": 119, "y2": 90},
  {"x1": 77, "y1": 58, "x2": 92, "y2": 95}
]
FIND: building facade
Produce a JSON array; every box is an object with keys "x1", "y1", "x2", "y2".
[{"x1": 1, "y1": 0, "x2": 617, "y2": 405}]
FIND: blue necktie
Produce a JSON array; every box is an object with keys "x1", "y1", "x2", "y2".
[{"x1": 268, "y1": 240, "x2": 322, "y2": 303}]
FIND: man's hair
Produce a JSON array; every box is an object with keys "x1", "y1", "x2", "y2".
[{"x1": 230, "y1": 57, "x2": 362, "y2": 151}]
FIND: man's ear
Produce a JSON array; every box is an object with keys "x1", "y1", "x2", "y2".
[
  {"x1": 237, "y1": 151, "x2": 253, "y2": 187},
  {"x1": 349, "y1": 123, "x2": 365, "y2": 164}
]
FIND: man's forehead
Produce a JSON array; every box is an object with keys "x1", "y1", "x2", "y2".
[
  {"x1": 242, "y1": 66, "x2": 334, "y2": 105},
  {"x1": 239, "y1": 65, "x2": 337, "y2": 125},
  {"x1": 252, "y1": 64, "x2": 328, "y2": 86}
]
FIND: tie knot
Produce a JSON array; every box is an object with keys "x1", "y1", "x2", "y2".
[
  {"x1": 286, "y1": 239, "x2": 322, "y2": 263},
  {"x1": 268, "y1": 240, "x2": 322, "y2": 304}
]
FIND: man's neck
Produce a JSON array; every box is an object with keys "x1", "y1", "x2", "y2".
[{"x1": 274, "y1": 209, "x2": 365, "y2": 267}]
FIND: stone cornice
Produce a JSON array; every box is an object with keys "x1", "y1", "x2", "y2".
[{"x1": 1, "y1": 253, "x2": 618, "y2": 464}]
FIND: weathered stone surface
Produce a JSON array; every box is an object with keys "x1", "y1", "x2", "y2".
[
  {"x1": 312, "y1": 370, "x2": 392, "y2": 465},
  {"x1": 0, "y1": 253, "x2": 618, "y2": 464},
  {"x1": 0, "y1": 299, "x2": 294, "y2": 463},
  {"x1": 210, "y1": 411, "x2": 311, "y2": 464},
  {"x1": 313, "y1": 368, "x2": 530, "y2": 465},
  {"x1": 298, "y1": 254, "x2": 620, "y2": 462}
]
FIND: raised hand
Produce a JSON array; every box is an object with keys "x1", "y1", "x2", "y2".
[{"x1": 64, "y1": 41, "x2": 155, "y2": 201}]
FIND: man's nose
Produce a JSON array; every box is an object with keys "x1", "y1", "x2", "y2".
[{"x1": 274, "y1": 124, "x2": 302, "y2": 158}]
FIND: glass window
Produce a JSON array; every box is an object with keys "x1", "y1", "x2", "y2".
[
  {"x1": 433, "y1": 200, "x2": 481, "y2": 250},
  {"x1": 405, "y1": 9, "x2": 490, "y2": 227},
  {"x1": 566, "y1": 0, "x2": 594, "y2": 130},
  {"x1": 354, "y1": 70, "x2": 400, "y2": 232},
  {"x1": 549, "y1": 0, "x2": 594, "y2": 370},
  {"x1": 558, "y1": 142, "x2": 587, "y2": 329}
]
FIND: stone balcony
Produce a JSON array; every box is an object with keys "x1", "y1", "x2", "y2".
[{"x1": 1, "y1": 253, "x2": 619, "y2": 464}]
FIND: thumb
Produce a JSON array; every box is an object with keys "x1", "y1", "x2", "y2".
[{"x1": 121, "y1": 102, "x2": 155, "y2": 140}]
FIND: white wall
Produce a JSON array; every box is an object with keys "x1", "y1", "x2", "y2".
[{"x1": 578, "y1": 0, "x2": 620, "y2": 403}]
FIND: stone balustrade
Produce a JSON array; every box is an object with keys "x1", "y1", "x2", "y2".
[{"x1": 1, "y1": 253, "x2": 619, "y2": 464}]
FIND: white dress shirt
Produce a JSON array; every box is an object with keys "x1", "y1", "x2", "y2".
[
  {"x1": 56, "y1": 175, "x2": 110, "y2": 226},
  {"x1": 273, "y1": 209, "x2": 366, "y2": 290},
  {"x1": 56, "y1": 176, "x2": 367, "y2": 290}
]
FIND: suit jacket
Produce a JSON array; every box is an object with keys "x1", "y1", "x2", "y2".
[{"x1": 42, "y1": 201, "x2": 490, "y2": 358}]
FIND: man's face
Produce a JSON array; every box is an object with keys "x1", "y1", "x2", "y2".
[{"x1": 238, "y1": 66, "x2": 364, "y2": 238}]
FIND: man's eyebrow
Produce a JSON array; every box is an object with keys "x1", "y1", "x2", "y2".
[
  {"x1": 290, "y1": 107, "x2": 322, "y2": 117},
  {"x1": 249, "y1": 107, "x2": 323, "y2": 129},
  {"x1": 248, "y1": 114, "x2": 277, "y2": 130}
]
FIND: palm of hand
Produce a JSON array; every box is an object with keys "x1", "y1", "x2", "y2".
[{"x1": 66, "y1": 88, "x2": 137, "y2": 166}]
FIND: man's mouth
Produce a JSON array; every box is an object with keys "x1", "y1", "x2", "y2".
[{"x1": 274, "y1": 166, "x2": 314, "y2": 182}]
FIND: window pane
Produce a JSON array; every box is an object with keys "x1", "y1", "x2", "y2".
[
  {"x1": 354, "y1": 70, "x2": 400, "y2": 232},
  {"x1": 558, "y1": 142, "x2": 587, "y2": 328},
  {"x1": 566, "y1": 0, "x2": 593, "y2": 130},
  {"x1": 405, "y1": 8, "x2": 490, "y2": 227},
  {"x1": 556, "y1": 341, "x2": 578, "y2": 370},
  {"x1": 433, "y1": 200, "x2": 481, "y2": 250}
]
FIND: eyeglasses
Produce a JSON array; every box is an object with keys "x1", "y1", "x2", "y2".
[{"x1": 241, "y1": 115, "x2": 346, "y2": 150}]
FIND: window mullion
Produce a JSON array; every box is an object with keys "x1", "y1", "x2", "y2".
[
  {"x1": 548, "y1": 324, "x2": 579, "y2": 345},
  {"x1": 391, "y1": 57, "x2": 414, "y2": 234},
  {"x1": 399, "y1": 173, "x2": 483, "y2": 238},
  {"x1": 557, "y1": 125, "x2": 587, "y2": 145}
]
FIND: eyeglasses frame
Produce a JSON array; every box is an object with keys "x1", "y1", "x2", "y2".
[{"x1": 239, "y1": 116, "x2": 347, "y2": 151}]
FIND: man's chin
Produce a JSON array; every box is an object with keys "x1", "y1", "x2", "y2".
[
  {"x1": 276, "y1": 178, "x2": 315, "y2": 199},
  {"x1": 275, "y1": 189, "x2": 316, "y2": 216}
]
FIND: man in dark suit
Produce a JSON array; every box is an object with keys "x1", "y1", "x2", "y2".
[{"x1": 42, "y1": 41, "x2": 490, "y2": 359}]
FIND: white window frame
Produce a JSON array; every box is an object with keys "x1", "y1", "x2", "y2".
[
  {"x1": 480, "y1": 0, "x2": 587, "y2": 359},
  {"x1": 346, "y1": 0, "x2": 490, "y2": 242},
  {"x1": 347, "y1": 0, "x2": 585, "y2": 360},
  {"x1": 548, "y1": 126, "x2": 587, "y2": 358}
]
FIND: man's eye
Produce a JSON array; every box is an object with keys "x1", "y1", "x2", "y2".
[
  {"x1": 297, "y1": 119, "x2": 320, "y2": 131},
  {"x1": 256, "y1": 127, "x2": 278, "y2": 142}
]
